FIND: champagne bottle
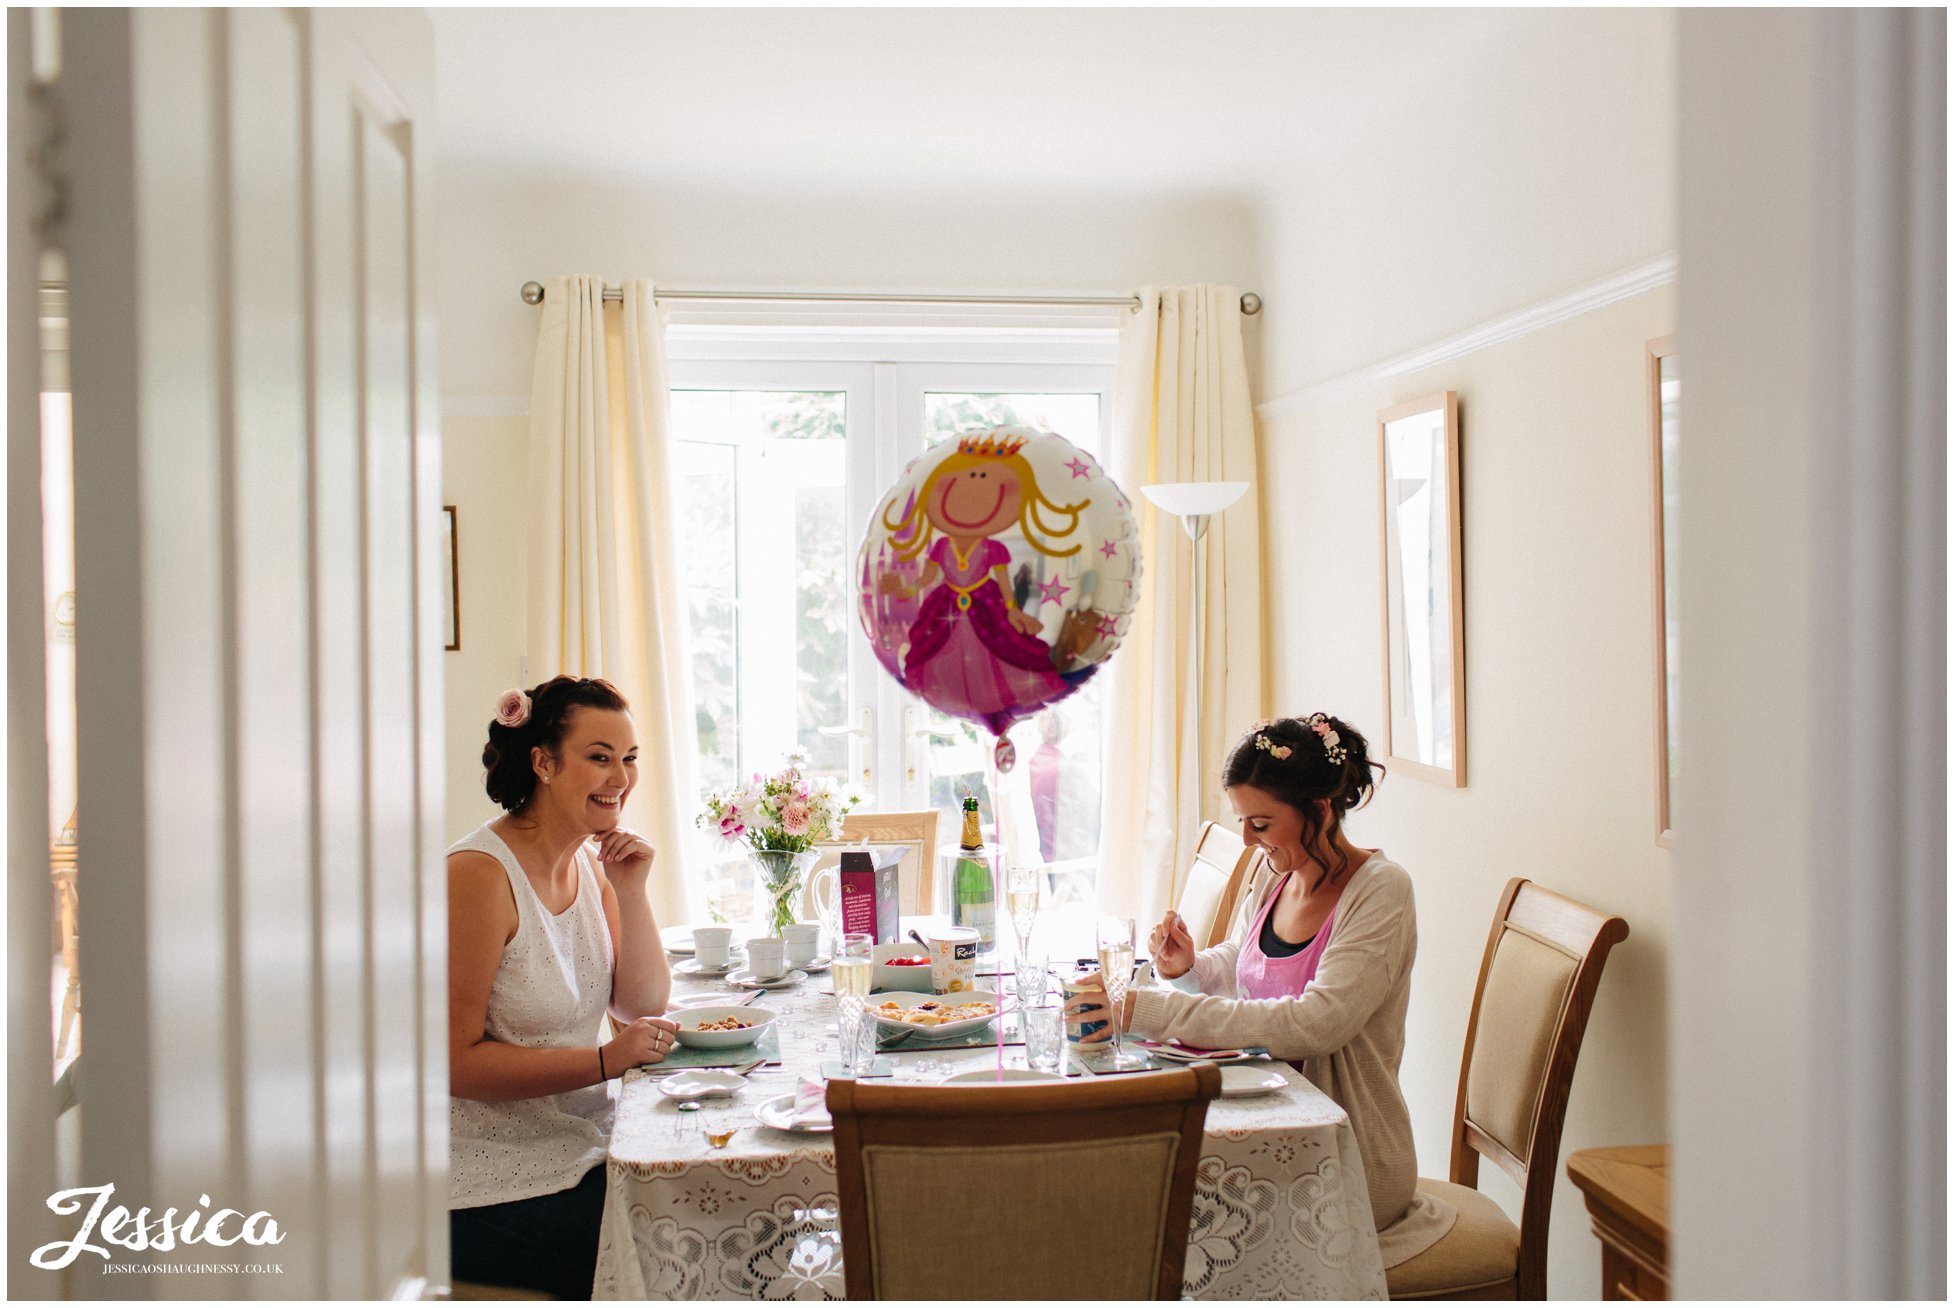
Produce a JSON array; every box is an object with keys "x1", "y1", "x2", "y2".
[{"x1": 951, "y1": 795, "x2": 996, "y2": 946}]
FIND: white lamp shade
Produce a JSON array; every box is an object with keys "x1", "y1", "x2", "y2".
[{"x1": 1140, "y1": 481, "x2": 1250, "y2": 517}]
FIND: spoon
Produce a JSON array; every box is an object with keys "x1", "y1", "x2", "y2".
[
  {"x1": 677, "y1": 1101, "x2": 701, "y2": 1113},
  {"x1": 908, "y1": 929, "x2": 929, "y2": 949}
]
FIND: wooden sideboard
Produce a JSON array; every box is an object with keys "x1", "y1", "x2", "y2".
[{"x1": 1567, "y1": 1145, "x2": 1670, "y2": 1300}]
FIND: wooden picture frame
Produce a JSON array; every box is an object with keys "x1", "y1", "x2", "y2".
[
  {"x1": 1646, "y1": 338, "x2": 1679, "y2": 846},
  {"x1": 1377, "y1": 392, "x2": 1465, "y2": 786},
  {"x1": 443, "y1": 505, "x2": 460, "y2": 652}
]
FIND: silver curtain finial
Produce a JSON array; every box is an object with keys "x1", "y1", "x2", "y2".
[{"x1": 520, "y1": 281, "x2": 546, "y2": 305}]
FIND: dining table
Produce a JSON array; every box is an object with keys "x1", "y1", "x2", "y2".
[{"x1": 591, "y1": 928, "x2": 1390, "y2": 1300}]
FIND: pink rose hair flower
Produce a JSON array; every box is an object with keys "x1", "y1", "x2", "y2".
[{"x1": 495, "y1": 688, "x2": 531, "y2": 728}]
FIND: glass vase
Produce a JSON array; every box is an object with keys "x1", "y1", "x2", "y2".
[{"x1": 749, "y1": 848, "x2": 818, "y2": 937}]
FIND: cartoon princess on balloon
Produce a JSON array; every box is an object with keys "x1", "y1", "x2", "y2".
[{"x1": 878, "y1": 433, "x2": 1089, "y2": 735}]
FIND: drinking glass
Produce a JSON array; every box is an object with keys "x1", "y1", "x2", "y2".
[
  {"x1": 1095, "y1": 915, "x2": 1147, "y2": 1071},
  {"x1": 1015, "y1": 953, "x2": 1048, "y2": 1009},
  {"x1": 1022, "y1": 1004, "x2": 1065, "y2": 1073},
  {"x1": 833, "y1": 932, "x2": 876, "y2": 1075},
  {"x1": 1006, "y1": 864, "x2": 1041, "y2": 966}
]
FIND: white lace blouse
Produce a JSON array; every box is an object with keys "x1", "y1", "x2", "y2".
[{"x1": 448, "y1": 824, "x2": 616, "y2": 1209}]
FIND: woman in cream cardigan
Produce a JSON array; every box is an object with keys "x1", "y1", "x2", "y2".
[{"x1": 1068, "y1": 713, "x2": 1455, "y2": 1268}]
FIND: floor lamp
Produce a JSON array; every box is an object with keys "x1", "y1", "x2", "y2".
[{"x1": 1140, "y1": 480, "x2": 1250, "y2": 905}]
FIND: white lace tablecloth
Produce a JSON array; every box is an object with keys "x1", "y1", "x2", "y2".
[{"x1": 593, "y1": 970, "x2": 1388, "y2": 1300}]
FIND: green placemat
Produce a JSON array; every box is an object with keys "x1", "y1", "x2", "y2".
[{"x1": 638, "y1": 1023, "x2": 782, "y2": 1070}]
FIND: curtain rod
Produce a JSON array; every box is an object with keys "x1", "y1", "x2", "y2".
[{"x1": 518, "y1": 281, "x2": 1262, "y2": 316}]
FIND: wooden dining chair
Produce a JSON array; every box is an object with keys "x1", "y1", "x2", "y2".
[
  {"x1": 1216, "y1": 847, "x2": 1277, "y2": 948},
  {"x1": 827, "y1": 1064, "x2": 1222, "y2": 1300},
  {"x1": 1175, "y1": 821, "x2": 1264, "y2": 949},
  {"x1": 808, "y1": 809, "x2": 941, "y2": 920},
  {"x1": 1386, "y1": 878, "x2": 1629, "y2": 1301}
]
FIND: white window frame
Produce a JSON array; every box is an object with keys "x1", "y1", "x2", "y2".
[{"x1": 666, "y1": 321, "x2": 1118, "y2": 816}]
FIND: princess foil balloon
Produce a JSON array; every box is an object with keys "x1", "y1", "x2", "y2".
[{"x1": 857, "y1": 426, "x2": 1141, "y2": 763}]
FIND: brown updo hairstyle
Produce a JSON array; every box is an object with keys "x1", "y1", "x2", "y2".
[
  {"x1": 482, "y1": 676, "x2": 631, "y2": 815},
  {"x1": 1221, "y1": 714, "x2": 1382, "y2": 890}
]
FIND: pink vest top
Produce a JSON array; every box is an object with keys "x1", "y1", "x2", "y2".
[{"x1": 1235, "y1": 872, "x2": 1338, "y2": 1000}]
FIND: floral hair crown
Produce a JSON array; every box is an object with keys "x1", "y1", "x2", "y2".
[
  {"x1": 495, "y1": 688, "x2": 531, "y2": 729},
  {"x1": 1304, "y1": 713, "x2": 1348, "y2": 766},
  {"x1": 1253, "y1": 715, "x2": 1348, "y2": 767},
  {"x1": 955, "y1": 432, "x2": 1028, "y2": 460},
  {"x1": 1252, "y1": 733, "x2": 1292, "y2": 760}
]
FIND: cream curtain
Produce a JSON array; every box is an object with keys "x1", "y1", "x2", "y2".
[
  {"x1": 527, "y1": 276, "x2": 700, "y2": 924},
  {"x1": 1097, "y1": 286, "x2": 1266, "y2": 923}
]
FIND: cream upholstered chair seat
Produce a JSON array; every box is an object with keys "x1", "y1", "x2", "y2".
[
  {"x1": 1386, "y1": 1180, "x2": 1524, "y2": 1299},
  {"x1": 1385, "y1": 878, "x2": 1628, "y2": 1301}
]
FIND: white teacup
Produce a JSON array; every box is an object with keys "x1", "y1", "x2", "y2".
[
  {"x1": 691, "y1": 926, "x2": 733, "y2": 970},
  {"x1": 782, "y1": 923, "x2": 822, "y2": 968},
  {"x1": 744, "y1": 937, "x2": 787, "y2": 980}
]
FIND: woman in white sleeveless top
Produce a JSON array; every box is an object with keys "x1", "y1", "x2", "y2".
[{"x1": 448, "y1": 677, "x2": 678, "y2": 1299}]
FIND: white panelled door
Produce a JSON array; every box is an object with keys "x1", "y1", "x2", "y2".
[{"x1": 60, "y1": 9, "x2": 444, "y2": 1299}]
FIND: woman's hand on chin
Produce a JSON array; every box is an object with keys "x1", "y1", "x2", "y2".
[{"x1": 592, "y1": 827, "x2": 655, "y2": 883}]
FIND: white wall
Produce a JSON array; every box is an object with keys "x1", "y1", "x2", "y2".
[
  {"x1": 1250, "y1": 8, "x2": 1677, "y2": 396},
  {"x1": 1247, "y1": 10, "x2": 1678, "y2": 1298}
]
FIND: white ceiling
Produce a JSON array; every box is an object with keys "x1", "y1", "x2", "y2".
[{"x1": 431, "y1": 7, "x2": 1512, "y2": 193}]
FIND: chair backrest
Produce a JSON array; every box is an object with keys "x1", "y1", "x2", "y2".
[
  {"x1": 1174, "y1": 821, "x2": 1247, "y2": 949},
  {"x1": 828, "y1": 1064, "x2": 1221, "y2": 1300},
  {"x1": 1452, "y1": 877, "x2": 1629, "y2": 1299},
  {"x1": 1217, "y1": 848, "x2": 1277, "y2": 947},
  {"x1": 810, "y1": 810, "x2": 942, "y2": 919}
]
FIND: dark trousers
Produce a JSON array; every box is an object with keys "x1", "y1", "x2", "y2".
[{"x1": 451, "y1": 1166, "x2": 606, "y2": 1300}]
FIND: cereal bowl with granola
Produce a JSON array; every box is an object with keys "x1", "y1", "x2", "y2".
[{"x1": 672, "y1": 1005, "x2": 777, "y2": 1050}]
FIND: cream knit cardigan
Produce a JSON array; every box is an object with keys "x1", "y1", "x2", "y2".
[{"x1": 1127, "y1": 852, "x2": 1456, "y2": 1268}]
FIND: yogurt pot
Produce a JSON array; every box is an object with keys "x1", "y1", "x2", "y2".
[
  {"x1": 1062, "y1": 971, "x2": 1111, "y2": 1043},
  {"x1": 925, "y1": 926, "x2": 981, "y2": 994}
]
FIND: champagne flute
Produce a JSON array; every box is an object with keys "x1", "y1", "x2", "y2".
[
  {"x1": 1096, "y1": 915, "x2": 1145, "y2": 1070},
  {"x1": 833, "y1": 932, "x2": 876, "y2": 1075},
  {"x1": 1006, "y1": 864, "x2": 1041, "y2": 998}
]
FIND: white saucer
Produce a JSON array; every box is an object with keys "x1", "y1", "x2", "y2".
[
  {"x1": 755, "y1": 1092, "x2": 831, "y2": 1133},
  {"x1": 1218, "y1": 1065, "x2": 1289, "y2": 1098},
  {"x1": 727, "y1": 968, "x2": 807, "y2": 990},
  {"x1": 656, "y1": 1069, "x2": 746, "y2": 1101},
  {"x1": 793, "y1": 956, "x2": 831, "y2": 974},
  {"x1": 675, "y1": 957, "x2": 743, "y2": 978}
]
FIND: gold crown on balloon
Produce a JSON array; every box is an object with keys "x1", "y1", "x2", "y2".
[{"x1": 955, "y1": 432, "x2": 1028, "y2": 460}]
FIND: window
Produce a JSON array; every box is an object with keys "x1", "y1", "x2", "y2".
[{"x1": 668, "y1": 331, "x2": 1117, "y2": 925}]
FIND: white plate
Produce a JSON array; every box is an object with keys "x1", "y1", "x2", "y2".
[
  {"x1": 671, "y1": 1006, "x2": 777, "y2": 1050},
  {"x1": 726, "y1": 968, "x2": 807, "y2": 990},
  {"x1": 755, "y1": 1092, "x2": 831, "y2": 1134},
  {"x1": 1218, "y1": 1065, "x2": 1289, "y2": 1098},
  {"x1": 674, "y1": 957, "x2": 741, "y2": 978},
  {"x1": 940, "y1": 1068, "x2": 1065, "y2": 1085},
  {"x1": 657, "y1": 1069, "x2": 746, "y2": 1101},
  {"x1": 871, "y1": 990, "x2": 1003, "y2": 1040}
]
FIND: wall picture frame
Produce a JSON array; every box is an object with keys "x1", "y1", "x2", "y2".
[
  {"x1": 1646, "y1": 337, "x2": 1679, "y2": 846},
  {"x1": 443, "y1": 505, "x2": 460, "y2": 652},
  {"x1": 1377, "y1": 392, "x2": 1465, "y2": 787}
]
